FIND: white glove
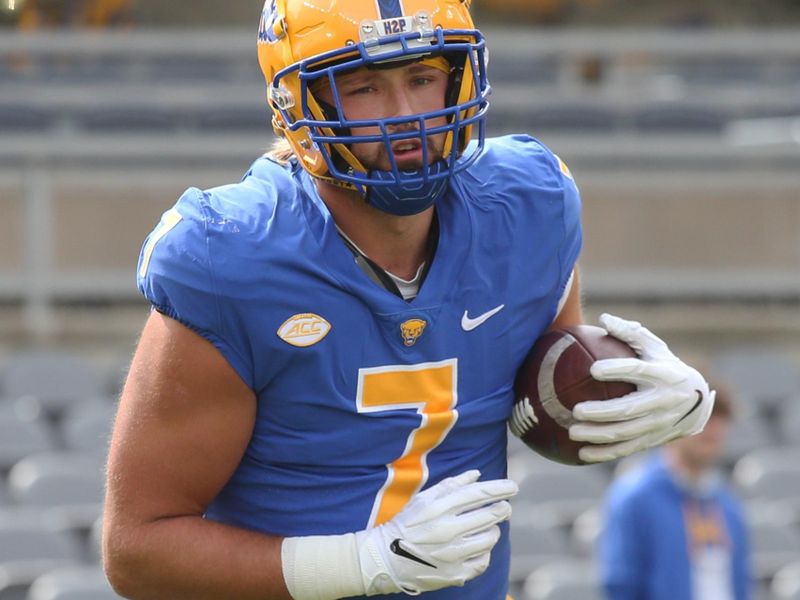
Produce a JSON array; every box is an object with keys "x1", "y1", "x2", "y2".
[
  {"x1": 356, "y1": 470, "x2": 517, "y2": 595},
  {"x1": 281, "y1": 470, "x2": 517, "y2": 599},
  {"x1": 569, "y1": 313, "x2": 715, "y2": 463}
]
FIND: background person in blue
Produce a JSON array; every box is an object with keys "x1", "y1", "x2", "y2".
[
  {"x1": 600, "y1": 386, "x2": 752, "y2": 600},
  {"x1": 102, "y1": 1, "x2": 716, "y2": 598}
]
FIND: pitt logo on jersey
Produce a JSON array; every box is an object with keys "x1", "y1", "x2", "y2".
[
  {"x1": 278, "y1": 313, "x2": 331, "y2": 347},
  {"x1": 400, "y1": 318, "x2": 427, "y2": 347}
]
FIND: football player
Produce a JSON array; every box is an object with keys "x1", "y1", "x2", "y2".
[{"x1": 102, "y1": 1, "x2": 714, "y2": 599}]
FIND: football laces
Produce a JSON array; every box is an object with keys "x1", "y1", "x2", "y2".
[{"x1": 509, "y1": 396, "x2": 538, "y2": 437}]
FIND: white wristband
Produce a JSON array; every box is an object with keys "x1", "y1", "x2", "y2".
[{"x1": 281, "y1": 533, "x2": 366, "y2": 600}]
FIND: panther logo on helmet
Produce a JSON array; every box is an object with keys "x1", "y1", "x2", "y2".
[{"x1": 257, "y1": 0, "x2": 282, "y2": 44}]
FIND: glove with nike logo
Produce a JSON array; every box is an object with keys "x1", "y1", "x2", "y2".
[
  {"x1": 356, "y1": 469, "x2": 517, "y2": 595},
  {"x1": 281, "y1": 470, "x2": 517, "y2": 599},
  {"x1": 569, "y1": 313, "x2": 715, "y2": 463}
]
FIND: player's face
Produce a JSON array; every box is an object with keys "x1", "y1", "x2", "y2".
[{"x1": 313, "y1": 61, "x2": 450, "y2": 172}]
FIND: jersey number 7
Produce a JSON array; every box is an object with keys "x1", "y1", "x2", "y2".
[{"x1": 357, "y1": 359, "x2": 459, "y2": 527}]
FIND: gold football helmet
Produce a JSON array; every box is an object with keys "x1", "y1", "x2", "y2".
[{"x1": 257, "y1": 0, "x2": 490, "y2": 215}]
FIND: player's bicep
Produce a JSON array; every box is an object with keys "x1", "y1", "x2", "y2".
[{"x1": 106, "y1": 311, "x2": 256, "y2": 524}]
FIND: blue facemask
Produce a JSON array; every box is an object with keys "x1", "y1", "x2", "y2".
[{"x1": 364, "y1": 161, "x2": 450, "y2": 216}]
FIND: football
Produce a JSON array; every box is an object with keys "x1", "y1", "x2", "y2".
[{"x1": 511, "y1": 325, "x2": 637, "y2": 465}]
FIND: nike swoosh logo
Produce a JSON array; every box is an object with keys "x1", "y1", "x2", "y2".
[
  {"x1": 461, "y1": 304, "x2": 505, "y2": 331},
  {"x1": 675, "y1": 390, "x2": 704, "y2": 425},
  {"x1": 390, "y1": 539, "x2": 437, "y2": 569}
]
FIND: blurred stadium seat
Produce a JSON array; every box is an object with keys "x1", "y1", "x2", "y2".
[
  {"x1": 522, "y1": 559, "x2": 603, "y2": 600},
  {"x1": 188, "y1": 105, "x2": 270, "y2": 132},
  {"x1": 772, "y1": 561, "x2": 800, "y2": 600},
  {"x1": 148, "y1": 57, "x2": 238, "y2": 82},
  {"x1": 7, "y1": 452, "x2": 105, "y2": 508},
  {"x1": 60, "y1": 398, "x2": 115, "y2": 455},
  {"x1": 0, "y1": 415, "x2": 54, "y2": 473},
  {"x1": 733, "y1": 462, "x2": 800, "y2": 508},
  {"x1": 0, "y1": 509, "x2": 83, "y2": 600},
  {"x1": 507, "y1": 435, "x2": 587, "y2": 480},
  {"x1": 33, "y1": 60, "x2": 122, "y2": 84},
  {"x1": 86, "y1": 518, "x2": 103, "y2": 565},
  {"x1": 514, "y1": 468, "x2": 609, "y2": 526},
  {"x1": 0, "y1": 397, "x2": 45, "y2": 423},
  {"x1": 735, "y1": 447, "x2": 800, "y2": 481},
  {"x1": 494, "y1": 101, "x2": 617, "y2": 133},
  {"x1": 485, "y1": 57, "x2": 559, "y2": 85},
  {"x1": 711, "y1": 347, "x2": 800, "y2": 416},
  {"x1": 0, "y1": 353, "x2": 104, "y2": 417},
  {"x1": 722, "y1": 418, "x2": 777, "y2": 468},
  {"x1": 102, "y1": 358, "x2": 130, "y2": 401},
  {"x1": 0, "y1": 105, "x2": 54, "y2": 132},
  {"x1": 73, "y1": 106, "x2": 179, "y2": 132},
  {"x1": 779, "y1": 402, "x2": 800, "y2": 446},
  {"x1": 670, "y1": 57, "x2": 765, "y2": 85},
  {"x1": 529, "y1": 103, "x2": 618, "y2": 132},
  {"x1": 633, "y1": 103, "x2": 730, "y2": 132},
  {"x1": 7, "y1": 452, "x2": 105, "y2": 535},
  {"x1": 747, "y1": 515, "x2": 800, "y2": 582},
  {"x1": 26, "y1": 565, "x2": 122, "y2": 600},
  {"x1": 508, "y1": 520, "x2": 572, "y2": 584},
  {"x1": 570, "y1": 506, "x2": 603, "y2": 558}
]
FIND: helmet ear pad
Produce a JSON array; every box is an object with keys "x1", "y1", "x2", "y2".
[
  {"x1": 443, "y1": 52, "x2": 470, "y2": 153},
  {"x1": 444, "y1": 53, "x2": 466, "y2": 108}
]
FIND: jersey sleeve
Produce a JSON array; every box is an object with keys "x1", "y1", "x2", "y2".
[
  {"x1": 501, "y1": 135, "x2": 584, "y2": 312},
  {"x1": 463, "y1": 134, "x2": 584, "y2": 323},
  {"x1": 137, "y1": 187, "x2": 255, "y2": 389}
]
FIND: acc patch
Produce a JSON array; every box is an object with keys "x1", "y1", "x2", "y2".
[
  {"x1": 278, "y1": 313, "x2": 331, "y2": 347},
  {"x1": 400, "y1": 318, "x2": 427, "y2": 347}
]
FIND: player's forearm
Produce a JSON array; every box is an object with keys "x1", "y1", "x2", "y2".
[{"x1": 103, "y1": 514, "x2": 291, "y2": 600}]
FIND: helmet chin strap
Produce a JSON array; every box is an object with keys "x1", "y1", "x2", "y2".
[{"x1": 362, "y1": 160, "x2": 450, "y2": 216}]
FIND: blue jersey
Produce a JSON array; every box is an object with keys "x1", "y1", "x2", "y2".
[{"x1": 137, "y1": 134, "x2": 582, "y2": 600}]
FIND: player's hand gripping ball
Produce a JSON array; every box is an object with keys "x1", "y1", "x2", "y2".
[{"x1": 509, "y1": 325, "x2": 636, "y2": 465}]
